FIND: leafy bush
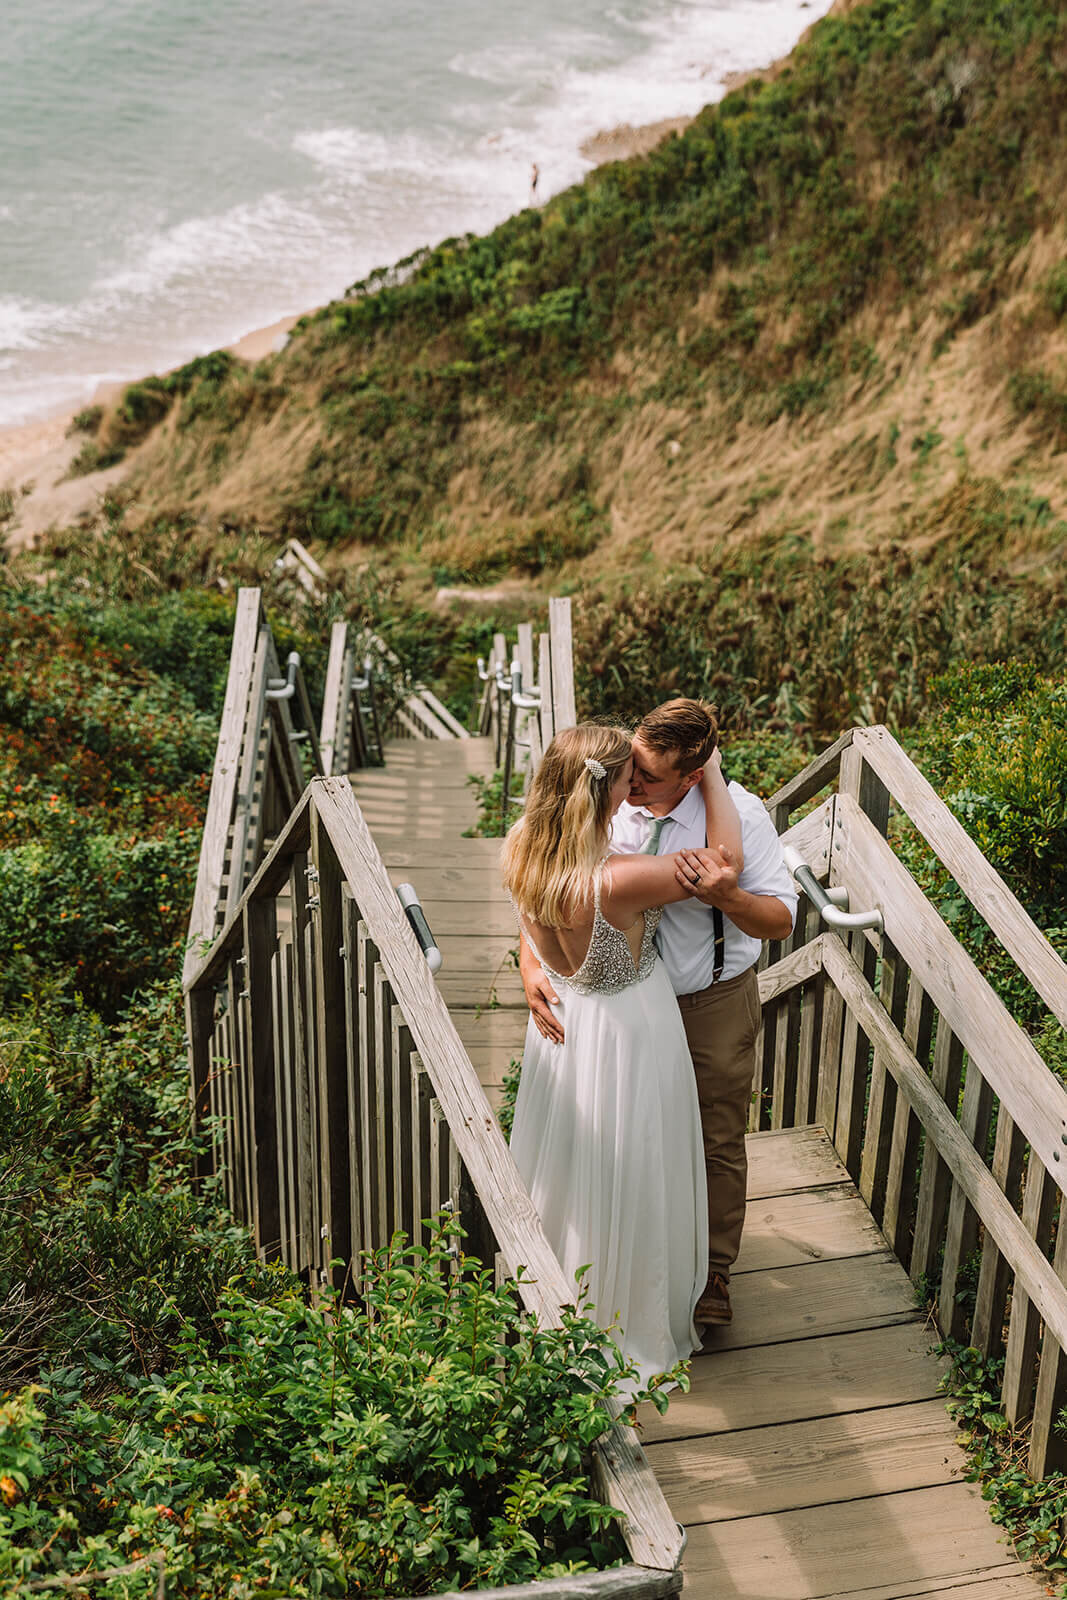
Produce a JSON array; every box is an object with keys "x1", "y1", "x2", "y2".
[{"x1": 0, "y1": 1225, "x2": 667, "y2": 1597}]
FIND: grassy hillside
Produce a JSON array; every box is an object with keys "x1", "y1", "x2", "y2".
[{"x1": 78, "y1": 0, "x2": 1067, "y2": 733}]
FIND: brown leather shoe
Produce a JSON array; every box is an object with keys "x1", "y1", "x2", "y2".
[{"x1": 695, "y1": 1270, "x2": 732, "y2": 1326}]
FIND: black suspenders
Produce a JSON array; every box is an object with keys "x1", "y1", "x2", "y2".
[{"x1": 703, "y1": 830, "x2": 726, "y2": 983}]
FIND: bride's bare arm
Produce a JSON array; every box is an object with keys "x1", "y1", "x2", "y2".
[
  {"x1": 601, "y1": 759, "x2": 743, "y2": 924},
  {"x1": 702, "y1": 752, "x2": 744, "y2": 868}
]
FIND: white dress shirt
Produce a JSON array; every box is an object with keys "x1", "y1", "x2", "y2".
[{"x1": 611, "y1": 782, "x2": 798, "y2": 995}]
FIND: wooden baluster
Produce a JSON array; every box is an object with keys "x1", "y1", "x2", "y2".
[
  {"x1": 430, "y1": 1098, "x2": 445, "y2": 1216},
  {"x1": 938, "y1": 1063, "x2": 993, "y2": 1342},
  {"x1": 185, "y1": 987, "x2": 215, "y2": 1183},
  {"x1": 548, "y1": 597, "x2": 576, "y2": 732},
  {"x1": 373, "y1": 963, "x2": 395, "y2": 1242},
  {"x1": 229, "y1": 961, "x2": 254, "y2": 1227},
  {"x1": 357, "y1": 920, "x2": 382, "y2": 1252},
  {"x1": 244, "y1": 895, "x2": 281, "y2": 1260},
  {"x1": 1028, "y1": 1203, "x2": 1067, "y2": 1476},
  {"x1": 834, "y1": 930, "x2": 877, "y2": 1181},
  {"x1": 311, "y1": 810, "x2": 351, "y2": 1282},
  {"x1": 391, "y1": 1013, "x2": 416, "y2": 1245},
  {"x1": 271, "y1": 941, "x2": 299, "y2": 1271},
  {"x1": 794, "y1": 899, "x2": 824, "y2": 1125},
  {"x1": 816, "y1": 963, "x2": 846, "y2": 1141},
  {"x1": 910, "y1": 1020, "x2": 964, "y2": 1295},
  {"x1": 538, "y1": 632, "x2": 554, "y2": 750},
  {"x1": 755, "y1": 993, "x2": 776, "y2": 1133},
  {"x1": 1002, "y1": 1162, "x2": 1057, "y2": 1426},
  {"x1": 971, "y1": 1113, "x2": 1026, "y2": 1361},
  {"x1": 772, "y1": 988, "x2": 801, "y2": 1130},
  {"x1": 340, "y1": 891, "x2": 365, "y2": 1268},
  {"x1": 290, "y1": 856, "x2": 318, "y2": 1274},
  {"x1": 410, "y1": 1052, "x2": 433, "y2": 1249},
  {"x1": 882, "y1": 981, "x2": 934, "y2": 1267},
  {"x1": 860, "y1": 937, "x2": 909, "y2": 1226}
]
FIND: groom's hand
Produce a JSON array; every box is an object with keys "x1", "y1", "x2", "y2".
[
  {"x1": 675, "y1": 844, "x2": 741, "y2": 909},
  {"x1": 519, "y1": 934, "x2": 564, "y2": 1043},
  {"x1": 525, "y1": 965, "x2": 564, "y2": 1043}
]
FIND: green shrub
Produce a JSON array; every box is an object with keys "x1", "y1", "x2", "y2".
[{"x1": 0, "y1": 1223, "x2": 678, "y2": 1597}]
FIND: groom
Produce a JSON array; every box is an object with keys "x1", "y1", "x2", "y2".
[{"x1": 519, "y1": 698, "x2": 797, "y2": 1326}]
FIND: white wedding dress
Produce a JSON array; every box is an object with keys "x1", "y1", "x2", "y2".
[{"x1": 509, "y1": 867, "x2": 708, "y2": 1393}]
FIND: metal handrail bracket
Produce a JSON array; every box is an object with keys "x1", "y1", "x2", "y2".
[{"x1": 783, "y1": 844, "x2": 885, "y2": 934}]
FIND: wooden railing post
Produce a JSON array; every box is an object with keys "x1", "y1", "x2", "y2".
[
  {"x1": 310, "y1": 809, "x2": 352, "y2": 1281},
  {"x1": 244, "y1": 895, "x2": 281, "y2": 1260}
]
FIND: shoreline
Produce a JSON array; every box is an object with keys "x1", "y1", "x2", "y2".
[{"x1": 0, "y1": 30, "x2": 798, "y2": 555}]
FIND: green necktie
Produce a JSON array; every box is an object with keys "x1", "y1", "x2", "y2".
[{"x1": 640, "y1": 815, "x2": 668, "y2": 854}]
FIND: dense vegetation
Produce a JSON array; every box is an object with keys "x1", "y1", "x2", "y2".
[
  {"x1": 3, "y1": 0, "x2": 1067, "y2": 1588},
  {"x1": 0, "y1": 551, "x2": 672, "y2": 1598},
  {"x1": 90, "y1": 0, "x2": 1067, "y2": 745}
]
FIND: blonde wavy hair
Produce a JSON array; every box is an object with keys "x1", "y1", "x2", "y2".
[{"x1": 501, "y1": 722, "x2": 632, "y2": 927}]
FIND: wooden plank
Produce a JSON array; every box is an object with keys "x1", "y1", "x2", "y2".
[
  {"x1": 548, "y1": 596, "x2": 576, "y2": 732},
  {"x1": 757, "y1": 934, "x2": 826, "y2": 1008},
  {"x1": 226, "y1": 627, "x2": 271, "y2": 920},
  {"x1": 701, "y1": 1251, "x2": 920, "y2": 1353},
  {"x1": 762, "y1": 729, "x2": 854, "y2": 826},
  {"x1": 319, "y1": 621, "x2": 348, "y2": 778},
  {"x1": 185, "y1": 792, "x2": 313, "y2": 989},
  {"x1": 821, "y1": 936, "x2": 1067, "y2": 1358},
  {"x1": 638, "y1": 1323, "x2": 946, "y2": 1443},
  {"x1": 310, "y1": 777, "x2": 682, "y2": 1572},
  {"x1": 419, "y1": 688, "x2": 469, "y2": 739},
  {"x1": 184, "y1": 587, "x2": 262, "y2": 983},
  {"x1": 646, "y1": 1399, "x2": 963, "y2": 1524},
  {"x1": 733, "y1": 1183, "x2": 887, "y2": 1275},
  {"x1": 746, "y1": 1126, "x2": 849, "y2": 1200},
  {"x1": 185, "y1": 986, "x2": 214, "y2": 1171},
  {"x1": 682, "y1": 1483, "x2": 1032, "y2": 1600},
  {"x1": 856, "y1": 725, "x2": 1067, "y2": 1030},
  {"x1": 833, "y1": 793, "x2": 1067, "y2": 1200}
]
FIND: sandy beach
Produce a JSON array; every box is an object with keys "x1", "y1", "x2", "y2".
[{"x1": 0, "y1": 311, "x2": 307, "y2": 553}]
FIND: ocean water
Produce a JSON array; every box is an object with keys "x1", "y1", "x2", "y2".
[{"x1": 0, "y1": 0, "x2": 833, "y2": 426}]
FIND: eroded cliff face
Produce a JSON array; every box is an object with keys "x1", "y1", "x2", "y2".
[{"x1": 72, "y1": 0, "x2": 1066, "y2": 734}]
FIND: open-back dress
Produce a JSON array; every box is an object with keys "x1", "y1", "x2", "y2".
[{"x1": 509, "y1": 863, "x2": 708, "y2": 1392}]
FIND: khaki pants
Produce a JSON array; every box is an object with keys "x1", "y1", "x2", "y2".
[{"x1": 678, "y1": 965, "x2": 761, "y2": 1280}]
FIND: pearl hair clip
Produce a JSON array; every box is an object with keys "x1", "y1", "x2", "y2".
[{"x1": 584, "y1": 756, "x2": 606, "y2": 779}]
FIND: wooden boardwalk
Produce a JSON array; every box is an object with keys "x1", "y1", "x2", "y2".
[{"x1": 352, "y1": 740, "x2": 1044, "y2": 1600}]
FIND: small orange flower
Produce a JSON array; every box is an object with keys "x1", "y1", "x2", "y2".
[{"x1": 0, "y1": 1477, "x2": 19, "y2": 1506}]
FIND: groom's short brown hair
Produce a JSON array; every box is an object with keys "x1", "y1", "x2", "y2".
[{"x1": 636, "y1": 698, "x2": 719, "y2": 776}]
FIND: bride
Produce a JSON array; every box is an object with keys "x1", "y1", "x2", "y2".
[{"x1": 502, "y1": 722, "x2": 744, "y2": 1390}]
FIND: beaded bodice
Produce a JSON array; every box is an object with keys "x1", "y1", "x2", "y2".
[{"x1": 522, "y1": 863, "x2": 661, "y2": 997}]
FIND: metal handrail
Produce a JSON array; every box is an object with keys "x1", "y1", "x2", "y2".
[
  {"x1": 783, "y1": 844, "x2": 885, "y2": 933},
  {"x1": 395, "y1": 882, "x2": 443, "y2": 974},
  {"x1": 266, "y1": 650, "x2": 301, "y2": 700}
]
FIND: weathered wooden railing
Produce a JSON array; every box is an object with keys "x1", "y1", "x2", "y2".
[
  {"x1": 184, "y1": 775, "x2": 684, "y2": 1589},
  {"x1": 183, "y1": 588, "x2": 323, "y2": 986},
  {"x1": 478, "y1": 595, "x2": 577, "y2": 826},
  {"x1": 757, "y1": 725, "x2": 1067, "y2": 1476}
]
